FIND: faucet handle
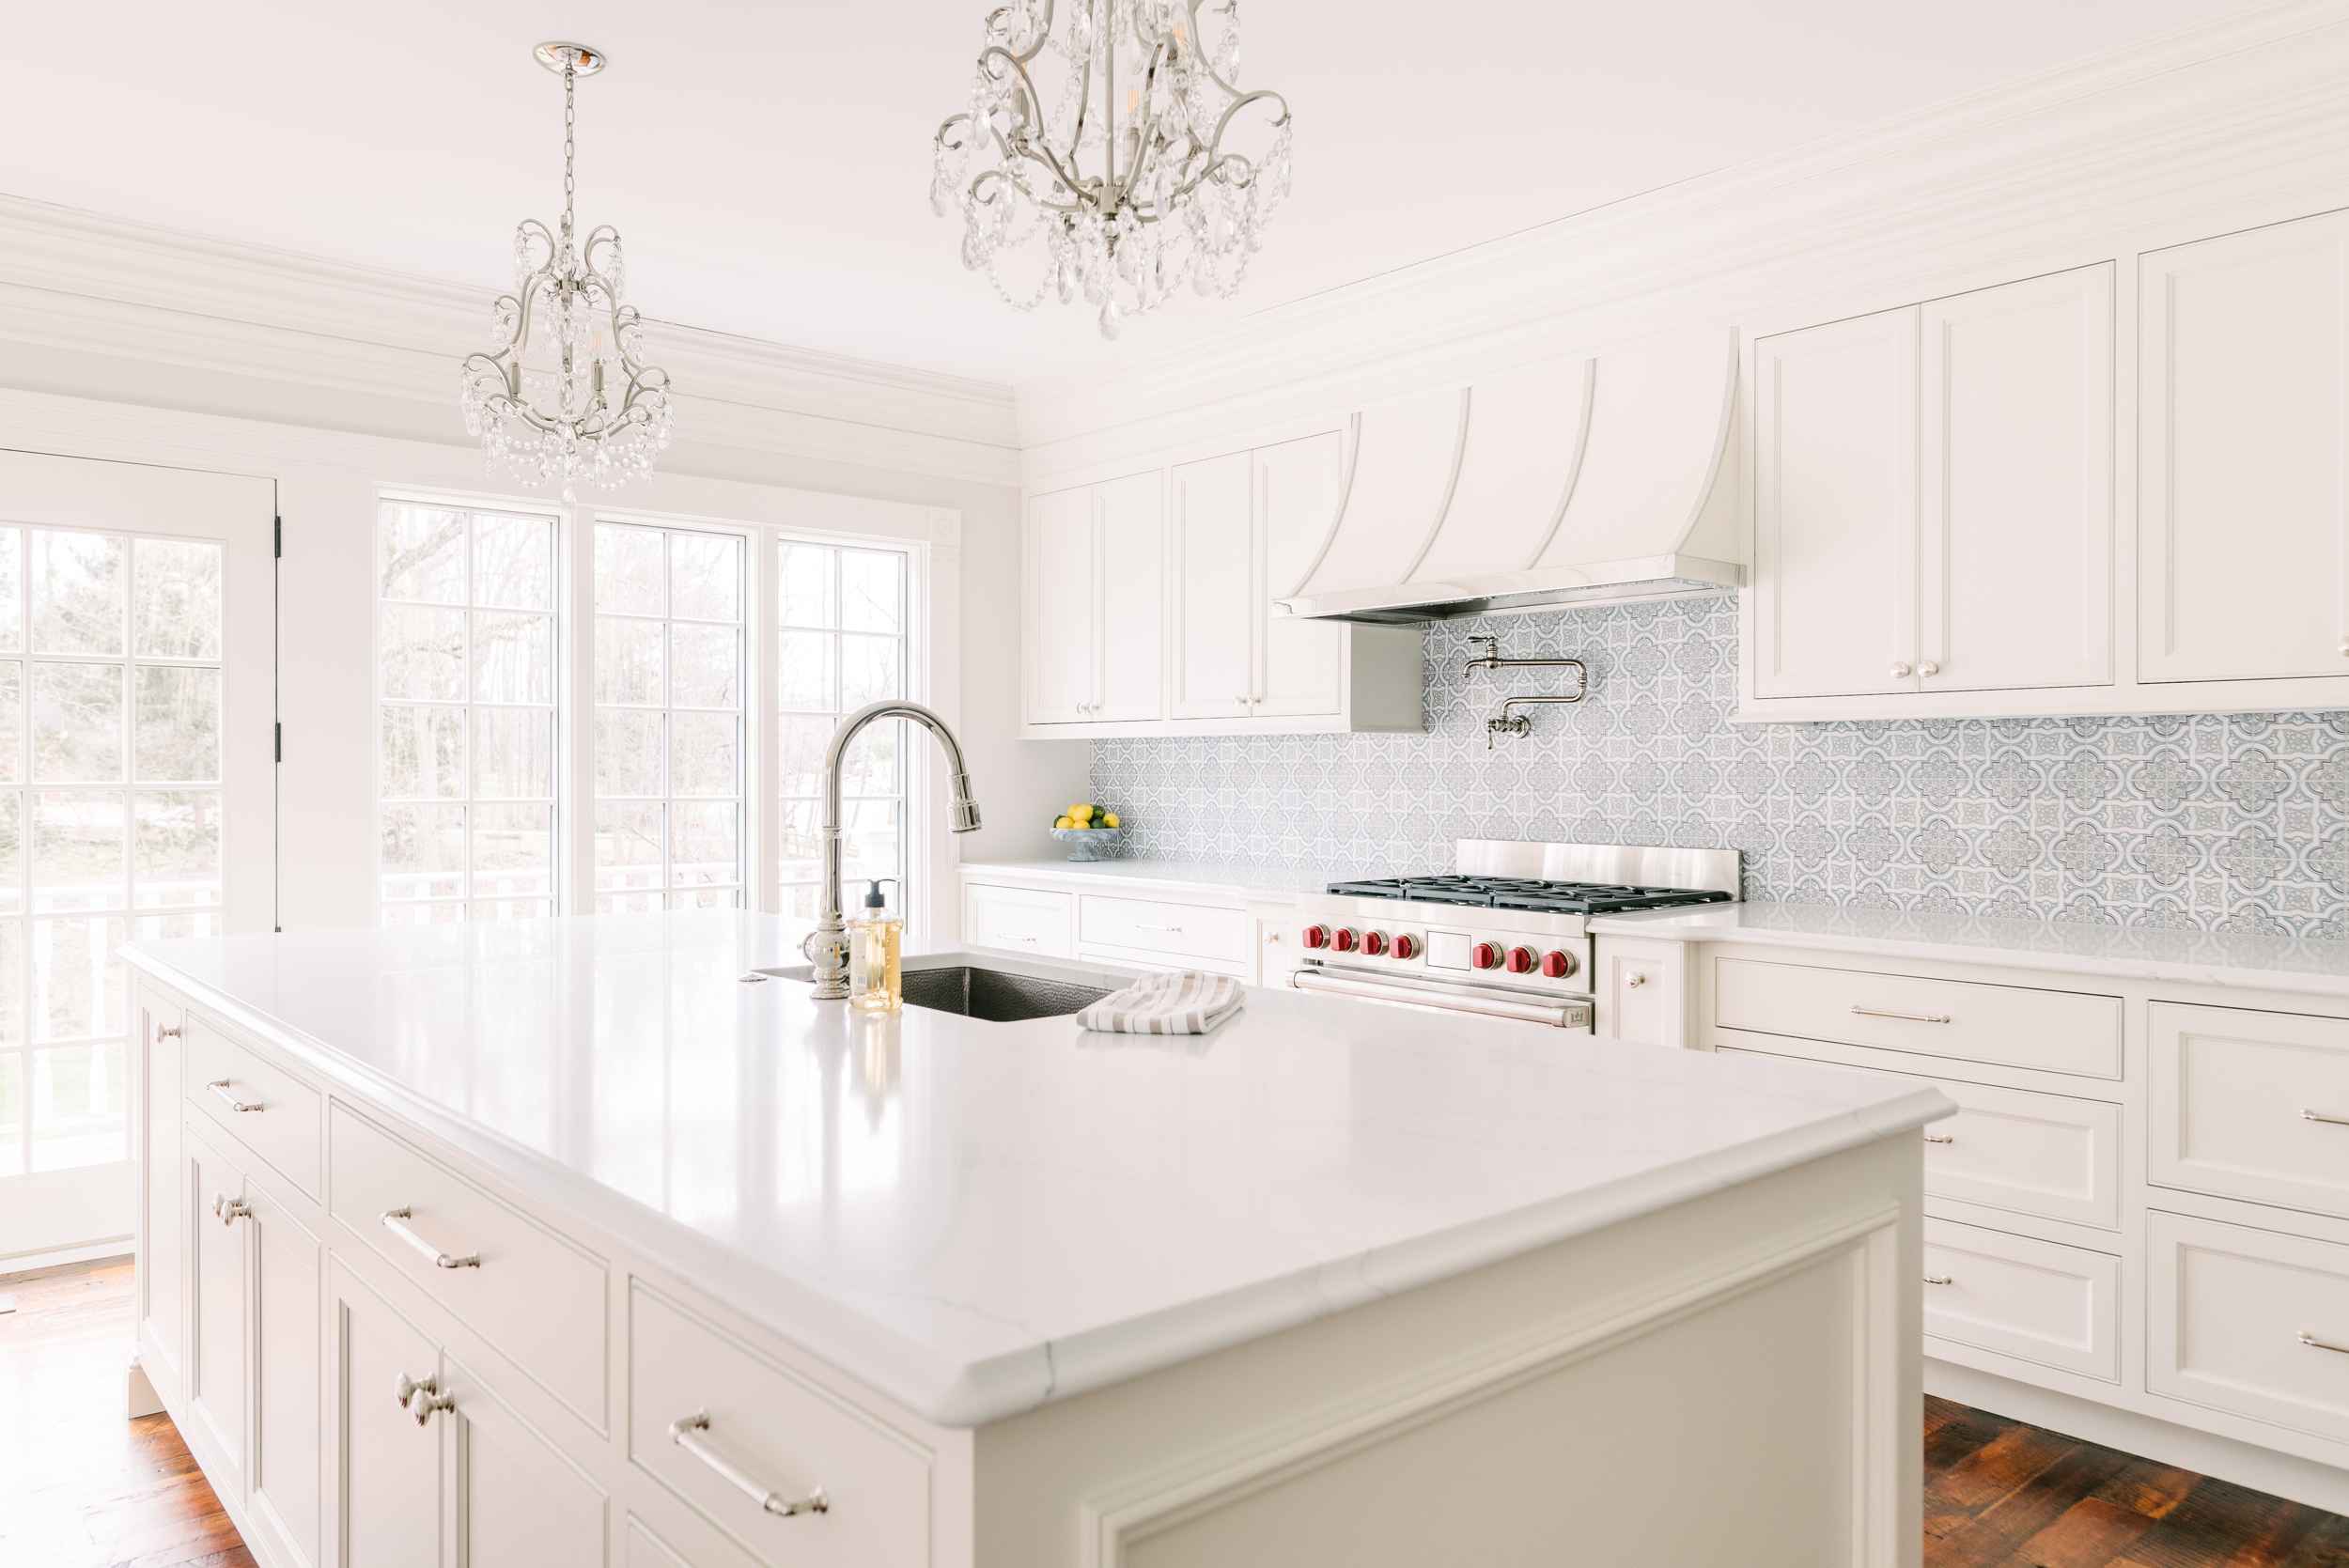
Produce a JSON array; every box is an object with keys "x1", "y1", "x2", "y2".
[{"x1": 1470, "y1": 635, "x2": 1499, "y2": 660}]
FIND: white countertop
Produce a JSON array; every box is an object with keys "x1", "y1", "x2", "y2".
[
  {"x1": 1593, "y1": 903, "x2": 2349, "y2": 997},
  {"x1": 123, "y1": 913, "x2": 1945, "y2": 1428},
  {"x1": 959, "y1": 857, "x2": 1326, "y2": 901}
]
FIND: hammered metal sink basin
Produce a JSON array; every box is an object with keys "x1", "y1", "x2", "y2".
[{"x1": 901, "y1": 965, "x2": 1111, "y2": 1022}]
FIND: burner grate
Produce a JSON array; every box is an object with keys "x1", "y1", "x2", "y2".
[{"x1": 1323, "y1": 875, "x2": 1735, "y2": 915}]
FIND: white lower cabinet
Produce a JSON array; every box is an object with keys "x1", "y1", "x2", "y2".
[
  {"x1": 446, "y1": 1352, "x2": 609, "y2": 1568},
  {"x1": 1921, "y1": 1079, "x2": 2120, "y2": 1231},
  {"x1": 187, "y1": 1126, "x2": 250, "y2": 1498},
  {"x1": 2148, "y1": 1210, "x2": 2349, "y2": 1447},
  {"x1": 1921, "y1": 1218, "x2": 2120, "y2": 1383},
  {"x1": 2150, "y1": 1001, "x2": 2349, "y2": 1220},
  {"x1": 962, "y1": 881, "x2": 1074, "y2": 958},
  {"x1": 333, "y1": 1259, "x2": 444, "y2": 1568},
  {"x1": 248, "y1": 1178, "x2": 324, "y2": 1568}
]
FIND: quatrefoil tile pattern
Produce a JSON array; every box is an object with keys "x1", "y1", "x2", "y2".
[{"x1": 1090, "y1": 595, "x2": 2349, "y2": 938}]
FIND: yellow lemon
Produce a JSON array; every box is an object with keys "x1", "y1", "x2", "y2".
[
  {"x1": 1101, "y1": 812, "x2": 1120, "y2": 829},
  {"x1": 1053, "y1": 815, "x2": 1074, "y2": 830},
  {"x1": 1068, "y1": 802, "x2": 1096, "y2": 825}
]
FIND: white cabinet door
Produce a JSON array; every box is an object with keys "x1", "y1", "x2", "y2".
[
  {"x1": 248, "y1": 1179, "x2": 323, "y2": 1568},
  {"x1": 187, "y1": 1131, "x2": 248, "y2": 1499},
  {"x1": 2140, "y1": 210, "x2": 2349, "y2": 683},
  {"x1": 332, "y1": 1262, "x2": 444, "y2": 1568},
  {"x1": 1920, "y1": 265, "x2": 2115, "y2": 692},
  {"x1": 1022, "y1": 486, "x2": 1095, "y2": 723},
  {"x1": 137, "y1": 994, "x2": 186, "y2": 1389},
  {"x1": 446, "y1": 1357, "x2": 608, "y2": 1568},
  {"x1": 1751, "y1": 305, "x2": 1921, "y2": 698},
  {"x1": 1094, "y1": 470, "x2": 1164, "y2": 722},
  {"x1": 1253, "y1": 432, "x2": 1346, "y2": 718},
  {"x1": 1169, "y1": 452, "x2": 1256, "y2": 719}
]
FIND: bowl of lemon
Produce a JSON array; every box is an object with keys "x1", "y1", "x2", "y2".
[{"x1": 1049, "y1": 802, "x2": 1123, "y2": 861}]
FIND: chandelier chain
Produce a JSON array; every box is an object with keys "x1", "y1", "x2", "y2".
[{"x1": 562, "y1": 64, "x2": 577, "y2": 243}]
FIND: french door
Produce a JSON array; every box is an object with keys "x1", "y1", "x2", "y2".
[{"x1": 0, "y1": 451, "x2": 274, "y2": 1265}]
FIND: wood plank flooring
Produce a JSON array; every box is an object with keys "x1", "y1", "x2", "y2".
[
  {"x1": 0, "y1": 1258, "x2": 253, "y2": 1568},
  {"x1": 3, "y1": 1259, "x2": 2345, "y2": 1565}
]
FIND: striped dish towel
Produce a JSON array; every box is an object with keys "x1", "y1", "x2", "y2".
[{"x1": 1076, "y1": 970, "x2": 1245, "y2": 1034}]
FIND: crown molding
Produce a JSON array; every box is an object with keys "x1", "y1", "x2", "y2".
[
  {"x1": 0, "y1": 194, "x2": 1021, "y2": 487},
  {"x1": 1017, "y1": 0, "x2": 2349, "y2": 458}
]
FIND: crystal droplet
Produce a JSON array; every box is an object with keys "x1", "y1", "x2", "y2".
[{"x1": 1098, "y1": 298, "x2": 1125, "y2": 339}]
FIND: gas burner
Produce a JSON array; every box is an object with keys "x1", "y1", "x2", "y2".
[{"x1": 1324, "y1": 875, "x2": 1735, "y2": 915}]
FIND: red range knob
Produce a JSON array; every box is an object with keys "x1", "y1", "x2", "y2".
[
  {"x1": 1471, "y1": 941, "x2": 1501, "y2": 970},
  {"x1": 1505, "y1": 946, "x2": 1536, "y2": 975},
  {"x1": 1332, "y1": 927, "x2": 1359, "y2": 953},
  {"x1": 1392, "y1": 934, "x2": 1419, "y2": 960},
  {"x1": 1302, "y1": 924, "x2": 1330, "y2": 950},
  {"x1": 1362, "y1": 931, "x2": 1388, "y2": 956},
  {"x1": 1541, "y1": 949, "x2": 1578, "y2": 980}
]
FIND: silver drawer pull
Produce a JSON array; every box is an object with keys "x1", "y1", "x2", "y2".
[
  {"x1": 157, "y1": 1024, "x2": 183, "y2": 1040},
  {"x1": 1851, "y1": 1005, "x2": 1952, "y2": 1025},
  {"x1": 669, "y1": 1412, "x2": 830, "y2": 1517},
  {"x1": 211, "y1": 1193, "x2": 251, "y2": 1227},
  {"x1": 2300, "y1": 1331, "x2": 2349, "y2": 1356},
  {"x1": 380, "y1": 1206, "x2": 482, "y2": 1270},
  {"x1": 1921, "y1": 1131, "x2": 1955, "y2": 1145},
  {"x1": 1922, "y1": 1273, "x2": 1954, "y2": 1286},
  {"x1": 206, "y1": 1079, "x2": 263, "y2": 1113},
  {"x1": 2304, "y1": 1110, "x2": 2349, "y2": 1128},
  {"x1": 1135, "y1": 924, "x2": 1185, "y2": 934}
]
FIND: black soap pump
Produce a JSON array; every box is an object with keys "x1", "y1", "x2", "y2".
[{"x1": 848, "y1": 877, "x2": 903, "y2": 1012}]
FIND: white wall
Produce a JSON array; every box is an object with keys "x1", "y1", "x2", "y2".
[{"x1": 0, "y1": 367, "x2": 1088, "y2": 939}]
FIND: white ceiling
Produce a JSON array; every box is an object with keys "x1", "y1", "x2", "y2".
[{"x1": 1, "y1": 1, "x2": 2279, "y2": 390}]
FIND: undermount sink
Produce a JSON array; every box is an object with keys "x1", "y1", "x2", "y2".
[{"x1": 900, "y1": 965, "x2": 1111, "y2": 1022}]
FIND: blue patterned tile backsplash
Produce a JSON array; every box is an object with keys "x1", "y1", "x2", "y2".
[{"x1": 1090, "y1": 595, "x2": 2349, "y2": 937}]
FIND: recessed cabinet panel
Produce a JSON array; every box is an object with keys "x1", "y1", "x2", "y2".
[
  {"x1": 1170, "y1": 452, "x2": 1256, "y2": 719},
  {"x1": 450, "y1": 1356, "x2": 609, "y2": 1568},
  {"x1": 1254, "y1": 432, "x2": 1346, "y2": 718},
  {"x1": 2148, "y1": 1210, "x2": 2349, "y2": 1445},
  {"x1": 249, "y1": 1181, "x2": 323, "y2": 1568},
  {"x1": 140, "y1": 999, "x2": 186, "y2": 1385},
  {"x1": 2141, "y1": 210, "x2": 2349, "y2": 683},
  {"x1": 1093, "y1": 471, "x2": 1165, "y2": 722},
  {"x1": 2150, "y1": 1002, "x2": 2349, "y2": 1219},
  {"x1": 187, "y1": 1130, "x2": 248, "y2": 1496},
  {"x1": 1021, "y1": 487, "x2": 1095, "y2": 723},
  {"x1": 1921, "y1": 265, "x2": 2115, "y2": 692},
  {"x1": 1923, "y1": 1218, "x2": 2119, "y2": 1382},
  {"x1": 1751, "y1": 305, "x2": 1921, "y2": 698},
  {"x1": 331, "y1": 1262, "x2": 443, "y2": 1568}
]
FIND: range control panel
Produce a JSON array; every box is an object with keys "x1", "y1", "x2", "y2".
[{"x1": 1299, "y1": 921, "x2": 1589, "y2": 994}]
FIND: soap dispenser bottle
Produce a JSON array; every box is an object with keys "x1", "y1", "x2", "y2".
[{"x1": 848, "y1": 877, "x2": 903, "y2": 1012}]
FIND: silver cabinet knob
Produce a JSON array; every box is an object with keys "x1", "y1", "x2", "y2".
[
  {"x1": 2338, "y1": 639, "x2": 2348, "y2": 658},
  {"x1": 1923, "y1": 1273, "x2": 1954, "y2": 1286},
  {"x1": 1918, "y1": 660, "x2": 1941, "y2": 676},
  {"x1": 1626, "y1": 972, "x2": 1647, "y2": 989},
  {"x1": 397, "y1": 1373, "x2": 453, "y2": 1426},
  {"x1": 211, "y1": 1194, "x2": 250, "y2": 1227},
  {"x1": 1890, "y1": 661, "x2": 1912, "y2": 679},
  {"x1": 157, "y1": 1024, "x2": 182, "y2": 1040}
]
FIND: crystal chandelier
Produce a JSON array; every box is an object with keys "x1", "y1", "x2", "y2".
[
  {"x1": 929, "y1": 1, "x2": 1295, "y2": 339},
  {"x1": 460, "y1": 42, "x2": 673, "y2": 498}
]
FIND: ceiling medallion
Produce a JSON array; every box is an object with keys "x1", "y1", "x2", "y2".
[
  {"x1": 930, "y1": 1, "x2": 1295, "y2": 339},
  {"x1": 460, "y1": 42, "x2": 673, "y2": 499}
]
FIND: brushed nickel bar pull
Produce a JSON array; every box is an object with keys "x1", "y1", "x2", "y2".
[
  {"x1": 2303, "y1": 1109, "x2": 2349, "y2": 1128},
  {"x1": 206, "y1": 1079, "x2": 263, "y2": 1113},
  {"x1": 1923, "y1": 1274, "x2": 1954, "y2": 1286},
  {"x1": 669, "y1": 1412, "x2": 829, "y2": 1517},
  {"x1": 380, "y1": 1206, "x2": 481, "y2": 1269},
  {"x1": 1852, "y1": 1005, "x2": 1952, "y2": 1025},
  {"x1": 1922, "y1": 1131, "x2": 1955, "y2": 1145},
  {"x1": 2300, "y1": 1331, "x2": 2349, "y2": 1356}
]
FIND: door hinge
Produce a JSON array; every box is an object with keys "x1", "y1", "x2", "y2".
[
  {"x1": 273, "y1": 722, "x2": 282, "y2": 763},
  {"x1": 273, "y1": 515, "x2": 283, "y2": 558}
]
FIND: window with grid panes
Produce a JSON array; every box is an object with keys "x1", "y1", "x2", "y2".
[
  {"x1": 592, "y1": 523, "x2": 745, "y2": 910},
  {"x1": 376, "y1": 501, "x2": 557, "y2": 924},
  {"x1": 776, "y1": 541, "x2": 908, "y2": 940}
]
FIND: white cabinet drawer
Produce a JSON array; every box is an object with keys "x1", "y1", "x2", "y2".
[
  {"x1": 1714, "y1": 957, "x2": 2121, "y2": 1078},
  {"x1": 963, "y1": 882, "x2": 1073, "y2": 958},
  {"x1": 185, "y1": 1017, "x2": 322, "y2": 1200},
  {"x1": 2151, "y1": 1002, "x2": 2349, "y2": 1220},
  {"x1": 2149, "y1": 1210, "x2": 2349, "y2": 1445},
  {"x1": 328, "y1": 1104, "x2": 608, "y2": 1430},
  {"x1": 1923, "y1": 1080, "x2": 2121, "y2": 1230},
  {"x1": 1078, "y1": 893, "x2": 1247, "y2": 967},
  {"x1": 1922, "y1": 1218, "x2": 2119, "y2": 1382},
  {"x1": 629, "y1": 1284, "x2": 930, "y2": 1568}
]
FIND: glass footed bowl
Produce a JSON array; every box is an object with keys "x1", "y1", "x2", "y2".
[{"x1": 1049, "y1": 826, "x2": 1124, "y2": 862}]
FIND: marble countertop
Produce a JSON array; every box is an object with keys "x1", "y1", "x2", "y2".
[
  {"x1": 122, "y1": 913, "x2": 1945, "y2": 1428},
  {"x1": 1592, "y1": 903, "x2": 2349, "y2": 996},
  {"x1": 959, "y1": 857, "x2": 1328, "y2": 900}
]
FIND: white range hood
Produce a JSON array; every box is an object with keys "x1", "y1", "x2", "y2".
[{"x1": 1277, "y1": 327, "x2": 1743, "y2": 624}]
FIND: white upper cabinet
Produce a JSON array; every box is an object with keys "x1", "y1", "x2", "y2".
[
  {"x1": 1253, "y1": 432, "x2": 1346, "y2": 718},
  {"x1": 1023, "y1": 471, "x2": 1164, "y2": 725},
  {"x1": 1920, "y1": 264, "x2": 2115, "y2": 693},
  {"x1": 1170, "y1": 451, "x2": 1256, "y2": 720},
  {"x1": 1751, "y1": 303, "x2": 1921, "y2": 699},
  {"x1": 2140, "y1": 210, "x2": 2349, "y2": 685},
  {"x1": 1750, "y1": 262, "x2": 2117, "y2": 710}
]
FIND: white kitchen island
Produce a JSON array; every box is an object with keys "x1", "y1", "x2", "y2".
[{"x1": 122, "y1": 912, "x2": 1947, "y2": 1568}]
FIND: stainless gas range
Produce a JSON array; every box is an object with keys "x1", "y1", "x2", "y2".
[{"x1": 1289, "y1": 841, "x2": 1742, "y2": 1032}]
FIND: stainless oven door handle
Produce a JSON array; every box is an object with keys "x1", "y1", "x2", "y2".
[{"x1": 1292, "y1": 969, "x2": 1591, "y2": 1029}]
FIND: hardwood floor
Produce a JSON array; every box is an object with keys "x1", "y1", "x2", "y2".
[
  {"x1": 1925, "y1": 1394, "x2": 2349, "y2": 1566},
  {"x1": 0, "y1": 1258, "x2": 253, "y2": 1568},
  {"x1": 3, "y1": 1259, "x2": 2344, "y2": 1566}
]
